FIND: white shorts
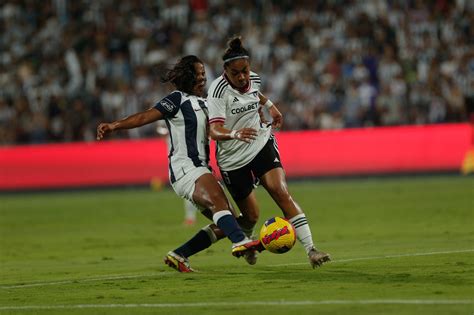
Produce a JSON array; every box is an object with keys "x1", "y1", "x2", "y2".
[{"x1": 171, "y1": 166, "x2": 211, "y2": 206}]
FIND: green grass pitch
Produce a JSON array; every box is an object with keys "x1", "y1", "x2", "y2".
[{"x1": 0, "y1": 175, "x2": 473, "y2": 314}]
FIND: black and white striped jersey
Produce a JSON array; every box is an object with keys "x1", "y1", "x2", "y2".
[
  {"x1": 154, "y1": 91, "x2": 209, "y2": 183},
  {"x1": 207, "y1": 71, "x2": 272, "y2": 171}
]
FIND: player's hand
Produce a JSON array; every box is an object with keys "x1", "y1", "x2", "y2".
[
  {"x1": 268, "y1": 106, "x2": 283, "y2": 130},
  {"x1": 258, "y1": 106, "x2": 268, "y2": 125},
  {"x1": 96, "y1": 123, "x2": 115, "y2": 140},
  {"x1": 234, "y1": 128, "x2": 258, "y2": 143}
]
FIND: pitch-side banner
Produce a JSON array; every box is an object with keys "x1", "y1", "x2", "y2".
[{"x1": 0, "y1": 124, "x2": 471, "y2": 190}]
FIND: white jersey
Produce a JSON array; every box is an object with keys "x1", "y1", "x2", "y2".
[
  {"x1": 154, "y1": 91, "x2": 209, "y2": 183},
  {"x1": 208, "y1": 72, "x2": 272, "y2": 171}
]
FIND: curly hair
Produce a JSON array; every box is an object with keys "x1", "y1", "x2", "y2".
[{"x1": 161, "y1": 55, "x2": 203, "y2": 95}]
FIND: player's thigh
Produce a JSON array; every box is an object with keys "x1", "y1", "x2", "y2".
[
  {"x1": 171, "y1": 167, "x2": 229, "y2": 213},
  {"x1": 251, "y1": 135, "x2": 290, "y2": 196},
  {"x1": 193, "y1": 173, "x2": 230, "y2": 212},
  {"x1": 171, "y1": 166, "x2": 210, "y2": 206},
  {"x1": 200, "y1": 181, "x2": 239, "y2": 219},
  {"x1": 235, "y1": 191, "x2": 260, "y2": 224},
  {"x1": 260, "y1": 167, "x2": 303, "y2": 219},
  {"x1": 220, "y1": 165, "x2": 254, "y2": 202},
  {"x1": 252, "y1": 134, "x2": 283, "y2": 179},
  {"x1": 260, "y1": 167, "x2": 291, "y2": 199}
]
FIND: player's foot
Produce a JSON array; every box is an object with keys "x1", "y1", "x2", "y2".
[
  {"x1": 231, "y1": 238, "x2": 262, "y2": 258},
  {"x1": 308, "y1": 248, "x2": 331, "y2": 268},
  {"x1": 243, "y1": 250, "x2": 258, "y2": 265},
  {"x1": 164, "y1": 251, "x2": 195, "y2": 272}
]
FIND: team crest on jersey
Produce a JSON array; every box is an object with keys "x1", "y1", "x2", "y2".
[{"x1": 160, "y1": 99, "x2": 175, "y2": 112}]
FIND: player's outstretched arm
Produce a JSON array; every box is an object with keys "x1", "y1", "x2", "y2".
[
  {"x1": 209, "y1": 122, "x2": 257, "y2": 144},
  {"x1": 96, "y1": 108, "x2": 163, "y2": 140}
]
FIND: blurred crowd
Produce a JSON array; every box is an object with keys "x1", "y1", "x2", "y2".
[{"x1": 1, "y1": 0, "x2": 473, "y2": 145}]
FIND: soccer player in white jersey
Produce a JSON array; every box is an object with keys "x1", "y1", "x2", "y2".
[
  {"x1": 207, "y1": 37, "x2": 330, "y2": 268},
  {"x1": 96, "y1": 55, "x2": 260, "y2": 272}
]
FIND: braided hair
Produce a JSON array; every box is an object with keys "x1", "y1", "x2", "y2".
[
  {"x1": 161, "y1": 55, "x2": 203, "y2": 95},
  {"x1": 222, "y1": 36, "x2": 250, "y2": 66}
]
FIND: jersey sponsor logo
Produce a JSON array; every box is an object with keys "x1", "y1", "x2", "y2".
[
  {"x1": 250, "y1": 91, "x2": 258, "y2": 97},
  {"x1": 231, "y1": 102, "x2": 259, "y2": 115},
  {"x1": 232, "y1": 97, "x2": 239, "y2": 103},
  {"x1": 160, "y1": 99, "x2": 176, "y2": 112}
]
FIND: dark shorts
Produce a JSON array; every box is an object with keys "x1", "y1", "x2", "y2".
[{"x1": 220, "y1": 134, "x2": 283, "y2": 201}]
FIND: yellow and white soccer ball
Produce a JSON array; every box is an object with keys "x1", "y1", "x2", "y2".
[{"x1": 259, "y1": 217, "x2": 296, "y2": 254}]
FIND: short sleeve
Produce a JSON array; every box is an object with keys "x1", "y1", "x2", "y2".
[
  {"x1": 154, "y1": 91, "x2": 181, "y2": 118},
  {"x1": 207, "y1": 79, "x2": 228, "y2": 124},
  {"x1": 250, "y1": 72, "x2": 261, "y2": 90},
  {"x1": 208, "y1": 96, "x2": 227, "y2": 124}
]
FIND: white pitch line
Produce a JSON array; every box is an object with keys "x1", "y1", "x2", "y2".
[
  {"x1": 267, "y1": 248, "x2": 474, "y2": 267},
  {"x1": 0, "y1": 300, "x2": 473, "y2": 310},
  {"x1": 0, "y1": 272, "x2": 173, "y2": 289},
  {"x1": 1, "y1": 249, "x2": 473, "y2": 289}
]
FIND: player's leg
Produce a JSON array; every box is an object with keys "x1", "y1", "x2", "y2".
[
  {"x1": 192, "y1": 172, "x2": 242, "y2": 242},
  {"x1": 165, "y1": 168, "x2": 258, "y2": 272},
  {"x1": 164, "y1": 221, "x2": 225, "y2": 272},
  {"x1": 165, "y1": 169, "x2": 221, "y2": 272},
  {"x1": 221, "y1": 165, "x2": 260, "y2": 238},
  {"x1": 234, "y1": 192, "x2": 260, "y2": 238},
  {"x1": 167, "y1": 186, "x2": 246, "y2": 270},
  {"x1": 192, "y1": 172, "x2": 259, "y2": 256},
  {"x1": 254, "y1": 135, "x2": 330, "y2": 268},
  {"x1": 183, "y1": 199, "x2": 197, "y2": 226},
  {"x1": 260, "y1": 168, "x2": 330, "y2": 268},
  {"x1": 221, "y1": 167, "x2": 261, "y2": 264}
]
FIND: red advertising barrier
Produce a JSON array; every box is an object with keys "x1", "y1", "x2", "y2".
[
  {"x1": 0, "y1": 140, "x2": 169, "y2": 190},
  {"x1": 278, "y1": 123, "x2": 471, "y2": 177},
  {"x1": 0, "y1": 124, "x2": 471, "y2": 190}
]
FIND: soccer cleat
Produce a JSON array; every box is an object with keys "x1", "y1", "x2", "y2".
[
  {"x1": 308, "y1": 248, "x2": 331, "y2": 268},
  {"x1": 231, "y1": 238, "x2": 263, "y2": 258},
  {"x1": 164, "y1": 251, "x2": 195, "y2": 272},
  {"x1": 243, "y1": 250, "x2": 258, "y2": 265}
]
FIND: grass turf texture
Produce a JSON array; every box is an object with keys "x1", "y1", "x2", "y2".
[{"x1": 0, "y1": 175, "x2": 473, "y2": 314}]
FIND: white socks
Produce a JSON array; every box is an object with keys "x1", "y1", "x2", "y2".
[
  {"x1": 212, "y1": 210, "x2": 233, "y2": 224},
  {"x1": 212, "y1": 210, "x2": 246, "y2": 243},
  {"x1": 289, "y1": 213, "x2": 314, "y2": 254}
]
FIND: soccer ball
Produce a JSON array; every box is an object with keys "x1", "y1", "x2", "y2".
[{"x1": 259, "y1": 217, "x2": 296, "y2": 254}]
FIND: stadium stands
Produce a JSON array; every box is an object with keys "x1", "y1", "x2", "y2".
[{"x1": 0, "y1": 0, "x2": 472, "y2": 145}]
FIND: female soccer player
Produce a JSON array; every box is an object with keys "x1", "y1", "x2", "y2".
[
  {"x1": 96, "y1": 55, "x2": 259, "y2": 272},
  {"x1": 207, "y1": 37, "x2": 330, "y2": 268}
]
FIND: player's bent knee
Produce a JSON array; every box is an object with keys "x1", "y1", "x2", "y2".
[{"x1": 207, "y1": 191, "x2": 230, "y2": 212}]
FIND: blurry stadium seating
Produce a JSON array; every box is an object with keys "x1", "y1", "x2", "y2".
[{"x1": 0, "y1": 0, "x2": 473, "y2": 145}]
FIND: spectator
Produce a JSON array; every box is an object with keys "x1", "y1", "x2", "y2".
[{"x1": 0, "y1": 0, "x2": 471, "y2": 145}]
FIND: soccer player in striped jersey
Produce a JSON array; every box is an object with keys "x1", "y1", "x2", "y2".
[
  {"x1": 96, "y1": 55, "x2": 259, "y2": 272},
  {"x1": 207, "y1": 37, "x2": 330, "y2": 268}
]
